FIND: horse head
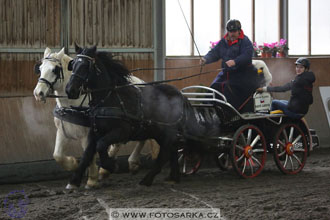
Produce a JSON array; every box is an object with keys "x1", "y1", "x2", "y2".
[
  {"x1": 66, "y1": 43, "x2": 130, "y2": 99},
  {"x1": 33, "y1": 47, "x2": 70, "y2": 102}
]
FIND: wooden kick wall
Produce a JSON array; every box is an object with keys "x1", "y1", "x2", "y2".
[{"x1": 0, "y1": 0, "x2": 154, "y2": 166}]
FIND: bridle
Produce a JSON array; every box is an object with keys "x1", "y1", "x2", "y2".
[
  {"x1": 70, "y1": 54, "x2": 96, "y2": 86},
  {"x1": 38, "y1": 57, "x2": 64, "y2": 92}
]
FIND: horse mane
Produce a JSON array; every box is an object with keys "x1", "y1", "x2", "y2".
[{"x1": 95, "y1": 51, "x2": 131, "y2": 85}]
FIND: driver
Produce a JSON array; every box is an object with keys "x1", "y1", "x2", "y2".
[{"x1": 201, "y1": 19, "x2": 259, "y2": 112}]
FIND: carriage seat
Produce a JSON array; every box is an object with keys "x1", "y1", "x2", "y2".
[{"x1": 270, "y1": 109, "x2": 284, "y2": 114}]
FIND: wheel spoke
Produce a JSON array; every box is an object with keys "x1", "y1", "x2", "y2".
[
  {"x1": 236, "y1": 153, "x2": 245, "y2": 162},
  {"x1": 292, "y1": 153, "x2": 302, "y2": 166},
  {"x1": 251, "y1": 155, "x2": 262, "y2": 167},
  {"x1": 248, "y1": 158, "x2": 254, "y2": 175},
  {"x1": 294, "y1": 148, "x2": 305, "y2": 152},
  {"x1": 283, "y1": 129, "x2": 289, "y2": 143},
  {"x1": 178, "y1": 154, "x2": 183, "y2": 163},
  {"x1": 253, "y1": 148, "x2": 265, "y2": 153},
  {"x1": 283, "y1": 154, "x2": 288, "y2": 168},
  {"x1": 236, "y1": 145, "x2": 244, "y2": 151},
  {"x1": 247, "y1": 129, "x2": 252, "y2": 145},
  {"x1": 183, "y1": 160, "x2": 186, "y2": 173},
  {"x1": 250, "y1": 135, "x2": 260, "y2": 148},
  {"x1": 240, "y1": 133, "x2": 247, "y2": 146},
  {"x1": 292, "y1": 135, "x2": 302, "y2": 145},
  {"x1": 289, "y1": 156, "x2": 294, "y2": 171},
  {"x1": 242, "y1": 158, "x2": 247, "y2": 174},
  {"x1": 289, "y1": 126, "x2": 294, "y2": 142},
  {"x1": 218, "y1": 153, "x2": 225, "y2": 160},
  {"x1": 278, "y1": 150, "x2": 286, "y2": 157},
  {"x1": 278, "y1": 139, "x2": 286, "y2": 147}
]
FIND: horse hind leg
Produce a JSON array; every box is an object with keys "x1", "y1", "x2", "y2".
[
  {"x1": 164, "y1": 144, "x2": 180, "y2": 184},
  {"x1": 53, "y1": 130, "x2": 78, "y2": 171},
  {"x1": 139, "y1": 135, "x2": 176, "y2": 187}
]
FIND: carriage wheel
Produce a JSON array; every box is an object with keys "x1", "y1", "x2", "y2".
[
  {"x1": 230, "y1": 124, "x2": 267, "y2": 178},
  {"x1": 215, "y1": 152, "x2": 231, "y2": 171},
  {"x1": 178, "y1": 148, "x2": 202, "y2": 175},
  {"x1": 273, "y1": 123, "x2": 307, "y2": 174}
]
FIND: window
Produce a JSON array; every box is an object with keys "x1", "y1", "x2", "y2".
[
  {"x1": 194, "y1": 0, "x2": 220, "y2": 55},
  {"x1": 166, "y1": 0, "x2": 221, "y2": 56},
  {"x1": 254, "y1": 0, "x2": 279, "y2": 46},
  {"x1": 288, "y1": 0, "x2": 308, "y2": 55},
  {"x1": 166, "y1": 0, "x2": 330, "y2": 56},
  {"x1": 230, "y1": 0, "x2": 252, "y2": 41},
  {"x1": 311, "y1": 0, "x2": 330, "y2": 55},
  {"x1": 166, "y1": 0, "x2": 191, "y2": 56}
]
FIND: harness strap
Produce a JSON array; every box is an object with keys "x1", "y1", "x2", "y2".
[{"x1": 60, "y1": 119, "x2": 78, "y2": 140}]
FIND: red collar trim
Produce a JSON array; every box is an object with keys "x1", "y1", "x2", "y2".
[{"x1": 224, "y1": 30, "x2": 245, "y2": 46}]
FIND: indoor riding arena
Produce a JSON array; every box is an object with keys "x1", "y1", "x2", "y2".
[{"x1": 1, "y1": 1, "x2": 330, "y2": 220}]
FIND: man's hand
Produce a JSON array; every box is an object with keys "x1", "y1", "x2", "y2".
[
  {"x1": 200, "y1": 58, "x2": 206, "y2": 66},
  {"x1": 225, "y1": 60, "x2": 236, "y2": 67}
]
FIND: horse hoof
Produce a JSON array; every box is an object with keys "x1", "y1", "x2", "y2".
[
  {"x1": 129, "y1": 164, "x2": 139, "y2": 175},
  {"x1": 65, "y1": 183, "x2": 78, "y2": 190},
  {"x1": 85, "y1": 180, "x2": 99, "y2": 189},
  {"x1": 164, "y1": 176, "x2": 180, "y2": 184},
  {"x1": 99, "y1": 168, "x2": 110, "y2": 180}
]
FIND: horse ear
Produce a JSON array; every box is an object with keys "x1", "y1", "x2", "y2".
[
  {"x1": 74, "y1": 42, "x2": 83, "y2": 54},
  {"x1": 34, "y1": 61, "x2": 41, "y2": 75},
  {"x1": 44, "y1": 47, "x2": 51, "y2": 58},
  {"x1": 57, "y1": 47, "x2": 65, "y2": 60},
  {"x1": 67, "y1": 60, "x2": 74, "y2": 71},
  {"x1": 90, "y1": 45, "x2": 97, "y2": 55}
]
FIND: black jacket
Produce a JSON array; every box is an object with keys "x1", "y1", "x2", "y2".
[{"x1": 267, "y1": 71, "x2": 315, "y2": 114}]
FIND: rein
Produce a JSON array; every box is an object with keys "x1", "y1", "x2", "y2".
[{"x1": 83, "y1": 67, "x2": 223, "y2": 94}]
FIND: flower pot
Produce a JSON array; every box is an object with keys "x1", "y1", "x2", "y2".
[
  {"x1": 277, "y1": 51, "x2": 286, "y2": 58},
  {"x1": 261, "y1": 52, "x2": 272, "y2": 58}
]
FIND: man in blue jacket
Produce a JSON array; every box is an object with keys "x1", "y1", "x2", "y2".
[{"x1": 201, "y1": 19, "x2": 258, "y2": 112}]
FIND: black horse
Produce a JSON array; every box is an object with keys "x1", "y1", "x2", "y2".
[{"x1": 65, "y1": 45, "x2": 211, "y2": 187}]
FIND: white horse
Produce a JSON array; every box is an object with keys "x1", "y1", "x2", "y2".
[{"x1": 33, "y1": 47, "x2": 158, "y2": 188}]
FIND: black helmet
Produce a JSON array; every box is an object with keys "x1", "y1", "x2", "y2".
[
  {"x1": 226, "y1": 19, "x2": 241, "y2": 32},
  {"x1": 295, "y1": 57, "x2": 310, "y2": 70}
]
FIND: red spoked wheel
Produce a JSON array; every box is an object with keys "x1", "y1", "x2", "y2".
[
  {"x1": 273, "y1": 123, "x2": 307, "y2": 174},
  {"x1": 178, "y1": 148, "x2": 202, "y2": 175},
  {"x1": 230, "y1": 124, "x2": 267, "y2": 178}
]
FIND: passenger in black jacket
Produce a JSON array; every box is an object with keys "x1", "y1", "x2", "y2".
[{"x1": 257, "y1": 57, "x2": 315, "y2": 119}]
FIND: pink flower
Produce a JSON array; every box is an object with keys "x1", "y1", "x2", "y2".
[
  {"x1": 210, "y1": 40, "x2": 220, "y2": 48},
  {"x1": 280, "y1": 38, "x2": 287, "y2": 46}
]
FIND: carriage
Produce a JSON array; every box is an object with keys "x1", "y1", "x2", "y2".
[{"x1": 179, "y1": 85, "x2": 319, "y2": 178}]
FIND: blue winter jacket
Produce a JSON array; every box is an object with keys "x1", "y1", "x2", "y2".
[{"x1": 204, "y1": 33, "x2": 254, "y2": 73}]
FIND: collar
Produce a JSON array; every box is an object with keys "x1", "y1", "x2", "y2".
[{"x1": 224, "y1": 30, "x2": 245, "y2": 46}]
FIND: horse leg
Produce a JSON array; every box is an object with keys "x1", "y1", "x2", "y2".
[
  {"x1": 53, "y1": 130, "x2": 78, "y2": 171},
  {"x1": 149, "y1": 139, "x2": 160, "y2": 160},
  {"x1": 67, "y1": 131, "x2": 97, "y2": 189},
  {"x1": 139, "y1": 134, "x2": 177, "y2": 186},
  {"x1": 99, "y1": 144, "x2": 119, "y2": 180},
  {"x1": 165, "y1": 144, "x2": 180, "y2": 184},
  {"x1": 81, "y1": 136, "x2": 99, "y2": 189},
  {"x1": 96, "y1": 129, "x2": 129, "y2": 173},
  {"x1": 128, "y1": 141, "x2": 145, "y2": 174}
]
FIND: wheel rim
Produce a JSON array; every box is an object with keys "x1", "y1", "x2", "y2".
[
  {"x1": 231, "y1": 125, "x2": 267, "y2": 178},
  {"x1": 178, "y1": 149, "x2": 202, "y2": 175},
  {"x1": 273, "y1": 124, "x2": 307, "y2": 174}
]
